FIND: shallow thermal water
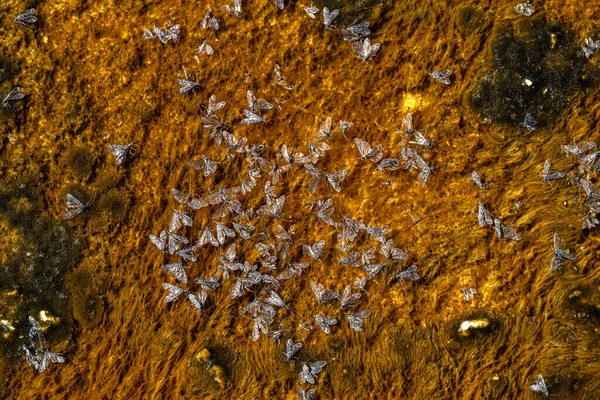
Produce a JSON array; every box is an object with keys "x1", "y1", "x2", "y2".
[{"x1": 1, "y1": 0, "x2": 600, "y2": 399}]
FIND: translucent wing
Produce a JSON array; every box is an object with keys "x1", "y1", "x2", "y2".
[
  {"x1": 477, "y1": 203, "x2": 494, "y2": 227},
  {"x1": 348, "y1": 310, "x2": 371, "y2": 332},
  {"x1": 215, "y1": 222, "x2": 236, "y2": 245},
  {"x1": 197, "y1": 226, "x2": 219, "y2": 247},
  {"x1": 470, "y1": 171, "x2": 485, "y2": 189},
  {"x1": 149, "y1": 231, "x2": 167, "y2": 253},
  {"x1": 429, "y1": 70, "x2": 453, "y2": 85},
  {"x1": 233, "y1": 222, "x2": 255, "y2": 239},
  {"x1": 326, "y1": 170, "x2": 348, "y2": 192},
  {"x1": 162, "y1": 282, "x2": 187, "y2": 303},
  {"x1": 340, "y1": 285, "x2": 361, "y2": 309},
  {"x1": 396, "y1": 265, "x2": 419, "y2": 281},
  {"x1": 241, "y1": 110, "x2": 266, "y2": 124},
  {"x1": 161, "y1": 263, "x2": 187, "y2": 283},
  {"x1": 363, "y1": 263, "x2": 386, "y2": 279},
  {"x1": 285, "y1": 339, "x2": 303, "y2": 361},
  {"x1": 528, "y1": 375, "x2": 549, "y2": 396},
  {"x1": 322, "y1": 7, "x2": 339, "y2": 29},
  {"x1": 314, "y1": 315, "x2": 337, "y2": 334}
]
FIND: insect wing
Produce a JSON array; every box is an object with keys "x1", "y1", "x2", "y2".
[
  {"x1": 314, "y1": 315, "x2": 337, "y2": 334},
  {"x1": 348, "y1": 310, "x2": 371, "y2": 331},
  {"x1": 241, "y1": 110, "x2": 265, "y2": 124},
  {"x1": 215, "y1": 222, "x2": 236, "y2": 245},
  {"x1": 285, "y1": 339, "x2": 303, "y2": 361},
  {"x1": 322, "y1": 7, "x2": 339, "y2": 29},
  {"x1": 396, "y1": 265, "x2": 419, "y2": 280},
  {"x1": 326, "y1": 170, "x2": 348, "y2": 192},
  {"x1": 150, "y1": 230, "x2": 168, "y2": 252},
  {"x1": 478, "y1": 203, "x2": 494, "y2": 227},
  {"x1": 198, "y1": 226, "x2": 219, "y2": 247},
  {"x1": 162, "y1": 282, "x2": 186, "y2": 303},
  {"x1": 161, "y1": 262, "x2": 187, "y2": 283}
]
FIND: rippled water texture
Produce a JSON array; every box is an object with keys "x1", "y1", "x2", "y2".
[{"x1": 2, "y1": 0, "x2": 600, "y2": 399}]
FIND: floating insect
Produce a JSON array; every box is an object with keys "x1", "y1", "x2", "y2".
[
  {"x1": 520, "y1": 113, "x2": 537, "y2": 131},
  {"x1": 169, "y1": 209, "x2": 193, "y2": 232},
  {"x1": 339, "y1": 120, "x2": 353, "y2": 136},
  {"x1": 574, "y1": 177, "x2": 600, "y2": 200},
  {"x1": 550, "y1": 232, "x2": 576, "y2": 271},
  {"x1": 310, "y1": 281, "x2": 339, "y2": 303},
  {"x1": 304, "y1": 5, "x2": 319, "y2": 18},
  {"x1": 187, "y1": 290, "x2": 208, "y2": 313},
  {"x1": 162, "y1": 282, "x2": 188, "y2": 303},
  {"x1": 339, "y1": 285, "x2": 361, "y2": 309},
  {"x1": 398, "y1": 113, "x2": 416, "y2": 134},
  {"x1": 143, "y1": 21, "x2": 181, "y2": 44},
  {"x1": 171, "y1": 189, "x2": 208, "y2": 210},
  {"x1": 514, "y1": 2, "x2": 535, "y2": 17},
  {"x1": 196, "y1": 276, "x2": 221, "y2": 292},
  {"x1": 338, "y1": 214, "x2": 366, "y2": 243},
  {"x1": 529, "y1": 375, "x2": 549, "y2": 397},
  {"x1": 347, "y1": 310, "x2": 371, "y2": 332},
  {"x1": 257, "y1": 195, "x2": 285, "y2": 218},
  {"x1": 150, "y1": 230, "x2": 189, "y2": 255},
  {"x1": 303, "y1": 240, "x2": 325, "y2": 260},
  {"x1": 354, "y1": 138, "x2": 383, "y2": 162},
  {"x1": 541, "y1": 160, "x2": 565, "y2": 183},
  {"x1": 342, "y1": 21, "x2": 371, "y2": 43},
  {"x1": 326, "y1": 170, "x2": 348, "y2": 192},
  {"x1": 272, "y1": 0, "x2": 285, "y2": 10},
  {"x1": 2, "y1": 86, "x2": 25, "y2": 107},
  {"x1": 285, "y1": 339, "x2": 302, "y2": 361},
  {"x1": 351, "y1": 38, "x2": 380, "y2": 62},
  {"x1": 299, "y1": 361, "x2": 327, "y2": 385},
  {"x1": 376, "y1": 158, "x2": 400, "y2": 171},
  {"x1": 396, "y1": 265, "x2": 419, "y2": 281},
  {"x1": 196, "y1": 39, "x2": 214, "y2": 55},
  {"x1": 14, "y1": 9, "x2": 37, "y2": 27},
  {"x1": 275, "y1": 224, "x2": 296, "y2": 260},
  {"x1": 62, "y1": 193, "x2": 93, "y2": 220},
  {"x1": 222, "y1": 0, "x2": 242, "y2": 18},
  {"x1": 304, "y1": 163, "x2": 324, "y2": 194},
  {"x1": 188, "y1": 156, "x2": 218, "y2": 177},
  {"x1": 477, "y1": 203, "x2": 494, "y2": 227},
  {"x1": 314, "y1": 315, "x2": 337, "y2": 334},
  {"x1": 461, "y1": 287, "x2": 477, "y2": 302},
  {"x1": 339, "y1": 251, "x2": 360, "y2": 268},
  {"x1": 241, "y1": 109, "x2": 267, "y2": 125},
  {"x1": 197, "y1": 226, "x2": 220, "y2": 247},
  {"x1": 322, "y1": 7, "x2": 339, "y2": 30},
  {"x1": 264, "y1": 290, "x2": 287, "y2": 308},
  {"x1": 233, "y1": 222, "x2": 255, "y2": 239},
  {"x1": 247, "y1": 90, "x2": 273, "y2": 113},
  {"x1": 316, "y1": 117, "x2": 333, "y2": 139},
  {"x1": 215, "y1": 222, "x2": 236, "y2": 245},
  {"x1": 178, "y1": 78, "x2": 201, "y2": 94},
  {"x1": 379, "y1": 239, "x2": 409, "y2": 262},
  {"x1": 470, "y1": 171, "x2": 486, "y2": 189},
  {"x1": 277, "y1": 261, "x2": 311, "y2": 280},
  {"x1": 297, "y1": 387, "x2": 316, "y2": 400},
  {"x1": 273, "y1": 64, "x2": 294, "y2": 90},
  {"x1": 201, "y1": 117, "x2": 230, "y2": 145},
  {"x1": 493, "y1": 218, "x2": 521, "y2": 241},
  {"x1": 106, "y1": 144, "x2": 133, "y2": 165},
  {"x1": 160, "y1": 262, "x2": 188, "y2": 283},
  {"x1": 363, "y1": 263, "x2": 387, "y2": 279},
  {"x1": 581, "y1": 37, "x2": 600, "y2": 58},
  {"x1": 201, "y1": 9, "x2": 219, "y2": 30},
  {"x1": 414, "y1": 155, "x2": 433, "y2": 186},
  {"x1": 429, "y1": 70, "x2": 453, "y2": 85}
]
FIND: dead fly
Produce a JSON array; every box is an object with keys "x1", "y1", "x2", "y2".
[
  {"x1": 561, "y1": 140, "x2": 596, "y2": 159},
  {"x1": 218, "y1": 243, "x2": 243, "y2": 273},
  {"x1": 272, "y1": 64, "x2": 294, "y2": 90},
  {"x1": 187, "y1": 156, "x2": 218, "y2": 177},
  {"x1": 171, "y1": 188, "x2": 208, "y2": 210},
  {"x1": 264, "y1": 181, "x2": 277, "y2": 204},
  {"x1": 360, "y1": 247, "x2": 376, "y2": 265},
  {"x1": 396, "y1": 265, "x2": 419, "y2": 281},
  {"x1": 281, "y1": 144, "x2": 317, "y2": 165},
  {"x1": 178, "y1": 78, "x2": 201, "y2": 94},
  {"x1": 299, "y1": 361, "x2": 327, "y2": 384},
  {"x1": 175, "y1": 244, "x2": 197, "y2": 262},
  {"x1": 169, "y1": 209, "x2": 193, "y2": 232},
  {"x1": 162, "y1": 282, "x2": 188, "y2": 303},
  {"x1": 62, "y1": 193, "x2": 93, "y2": 220},
  {"x1": 277, "y1": 261, "x2": 310, "y2": 280},
  {"x1": 339, "y1": 285, "x2": 361, "y2": 309},
  {"x1": 364, "y1": 226, "x2": 388, "y2": 243},
  {"x1": 257, "y1": 195, "x2": 286, "y2": 218},
  {"x1": 315, "y1": 315, "x2": 337, "y2": 334},
  {"x1": 196, "y1": 275, "x2": 221, "y2": 292},
  {"x1": 339, "y1": 120, "x2": 353, "y2": 137},
  {"x1": 316, "y1": 117, "x2": 333, "y2": 139},
  {"x1": 326, "y1": 170, "x2": 348, "y2": 192},
  {"x1": 311, "y1": 281, "x2": 339, "y2": 304},
  {"x1": 583, "y1": 210, "x2": 600, "y2": 230},
  {"x1": 270, "y1": 158, "x2": 291, "y2": 184},
  {"x1": 414, "y1": 155, "x2": 433, "y2": 186},
  {"x1": 429, "y1": 70, "x2": 453, "y2": 85},
  {"x1": 275, "y1": 224, "x2": 297, "y2": 260},
  {"x1": 224, "y1": 132, "x2": 248, "y2": 155},
  {"x1": 342, "y1": 21, "x2": 371, "y2": 43},
  {"x1": 197, "y1": 226, "x2": 219, "y2": 247},
  {"x1": 409, "y1": 130, "x2": 434, "y2": 148},
  {"x1": 107, "y1": 144, "x2": 133, "y2": 165},
  {"x1": 187, "y1": 290, "x2": 208, "y2": 313},
  {"x1": 304, "y1": 5, "x2": 319, "y2": 18},
  {"x1": 143, "y1": 21, "x2": 180, "y2": 44},
  {"x1": 363, "y1": 263, "x2": 387, "y2": 279},
  {"x1": 579, "y1": 150, "x2": 600, "y2": 171},
  {"x1": 307, "y1": 141, "x2": 331, "y2": 160},
  {"x1": 550, "y1": 232, "x2": 576, "y2": 271},
  {"x1": 398, "y1": 113, "x2": 416, "y2": 134},
  {"x1": 2, "y1": 86, "x2": 25, "y2": 107},
  {"x1": 574, "y1": 177, "x2": 600, "y2": 200},
  {"x1": 470, "y1": 171, "x2": 486, "y2": 189},
  {"x1": 285, "y1": 339, "x2": 303, "y2": 361},
  {"x1": 338, "y1": 214, "x2": 366, "y2": 243},
  {"x1": 14, "y1": 9, "x2": 37, "y2": 27},
  {"x1": 347, "y1": 310, "x2": 371, "y2": 332},
  {"x1": 493, "y1": 218, "x2": 521, "y2": 241},
  {"x1": 339, "y1": 251, "x2": 360, "y2": 268},
  {"x1": 201, "y1": 117, "x2": 229, "y2": 145},
  {"x1": 581, "y1": 37, "x2": 600, "y2": 58},
  {"x1": 215, "y1": 222, "x2": 236, "y2": 245},
  {"x1": 233, "y1": 222, "x2": 255, "y2": 239},
  {"x1": 354, "y1": 138, "x2": 383, "y2": 162},
  {"x1": 201, "y1": 9, "x2": 219, "y2": 30},
  {"x1": 247, "y1": 90, "x2": 273, "y2": 113},
  {"x1": 520, "y1": 113, "x2": 537, "y2": 131},
  {"x1": 351, "y1": 38, "x2": 380, "y2": 62},
  {"x1": 477, "y1": 203, "x2": 494, "y2": 227},
  {"x1": 303, "y1": 240, "x2": 325, "y2": 261},
  {"x1": 307, "y1": 198, "x2": 336, "y2": 225},
  {"x1": 150, "y1": 230, "x2": 189, "y2": 255},
  {"x1": 376, "y1": 158, "x2": 400, "y2": 171},
  {"x1": 353, "y1": 276, "x2": 367, "y2": 291},
  {"x1": 540, "y1": 160, "x2": 564, "y2": 183},
  {"x1": 379, "y1": 239, "x2": 409, "y2": 262},
  {"x1": 222, "y1": 0, "x2": 242, "y2": 18},
  {"x1": 297, "y1": 387, "x2": 316, "y2": 400},
  {"x1": 322, "y1": 7, "x2": 339, "y2": 29},
  {"x1": 196, "y1": 39, "x2": 214, "y2": 55},
  {"x1": 515, "y1": 2, "x2": 535, "y2": 17},
  {"x1": 529, "y1": 375, "x2": 549, "y2": 397},
  {"x1": 304, "y1": 163, "x2": 324, "y2": 194},
  {"x1": 161, "y1": 262, "x2": 188, "y2": 283},
  {"x1": 241, "y1": 109, "x2": 266, "y2": 124},
  {"x1": 461, "y1": 287, "x2": 477, "y2": 302}
]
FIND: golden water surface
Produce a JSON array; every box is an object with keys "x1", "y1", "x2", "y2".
[{"x1": 1, "y1": 0, "x2": 600, "y2": 399}]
